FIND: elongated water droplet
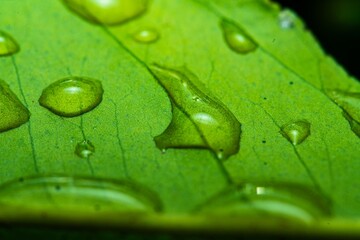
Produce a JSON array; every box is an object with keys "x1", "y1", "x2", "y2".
[
  {"x1": 0, "y1": 80, "x2": 30, "y2": 132},
  {"x1": 220, "y1": 19, "x2": 258, "y2": 54},
  {"x1": 75, "y1": 139, "x2": 95, "y2": 158},
  {"x1": 280, "y1": 120, "x2": 310, "y2": 145},
  {"x1": 39, "y1": 76, "x2": 103, "y2": 117},
  {"x1": 149, "y1": 64, "x2": 241, "y2": 160},
  {"x1": 0, "y1": 31, "x2": 19, "y2": 56},
  {"x1": 329, "y1": 90, "x2": 360, "y2": 137},
  {"x1": 195, "y1": 183, "x2": 331, "y2": 224},
  {"x1": 62, "y1": 0, "x2": 148, "y2": 25},
  {"x1": 0, "y1": 175, "x2": 162, "y2": 212},
  {"x1": 133, "y1": 28, "x2": 159, "y2": 44}
]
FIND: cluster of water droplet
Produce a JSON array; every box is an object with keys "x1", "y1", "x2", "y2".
[{"x1": 0, "y1": 0, "x2": 347, "y2": 223}]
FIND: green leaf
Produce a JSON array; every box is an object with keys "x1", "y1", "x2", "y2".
[{"x1": 0, "y1": 0, "x2": 359, "y2": 234}]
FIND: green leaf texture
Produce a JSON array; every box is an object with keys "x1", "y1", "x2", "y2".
[{"x1": 0, "y1": 0, "x2": 359, "y2": 232}]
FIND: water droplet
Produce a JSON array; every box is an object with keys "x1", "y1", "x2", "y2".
[
  {"x1": 343, "y1": 112, "x2": 360, "y2": 137},
  {"x1": 0, "y1": 80, "x2": 30, "y2": 133},
  {"x1": 280, "y1": 120, "x2": 310, "y2": 145},
  {"x1": 0, "y1": 175, "x2": 162, "y2": 212},
  {"x1": 133, "y1": 28, "x2": 159, "y2": 43},
  {"x1": 278, "y1": 9, "x2": 296, "y2": 29},
  {"x1": 195, "y1": 183, "x2": 331, "y2": 223},
  {"x1": 329, "y1": 90, "x2": 360, "y2": 137},
  {"x1": 75, "y1": 140, "x2": 95, "y2": 158},
  {"x1": 0, "y1": 30, "x2": 19, "y2": 56},
  {"x1": 220, "y1": 19, "x2": 258, "y2": 54},
  {"x1": 39, "y1": 76, "x2": 103, "y2": 117},
  {"x1": 62, "y1": 0, "x2": 149, "y2": 25},
  {"x1": 149, "y1": 64, "x2": 241, "y2": 160}
]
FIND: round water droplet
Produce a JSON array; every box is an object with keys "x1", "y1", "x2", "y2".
[
  {"x1": 62, "y1": 0, "x2": 149, "y2": 25},
  {"x1": 195, "y1": 183, "x2": 331, "y2": 224},
  {"x1": 39, "y1": 76, "x2": 103, "y2": 117},
  {"x1": 220, "y1": 19, "x2": 258, "y2": 54},
  {"x1": 75, "y1": 140, "x2": 95, "y2": 158},
  {"x1": 0, "y1": 175, "x2": 163, "y2": 213},
  {"x1": 278, "y1": 9, "x2": 296, "y2": 29},
  {"x1": 0, "y1": 31, "x2": 20, "y2": 56},
  {"x1": 0, "y1": 80, "x2": 30, "y2": 133},
  {"x1": 133, "y1": 28, "x2": 159, "y2": 43},
  {"x1": 280, "y1": 120, "x2": 311, "y2": 146}
]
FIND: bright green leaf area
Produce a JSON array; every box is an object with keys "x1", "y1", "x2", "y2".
[{"x1": 0, "y1": 0, "x2": 359, "y2": 225}]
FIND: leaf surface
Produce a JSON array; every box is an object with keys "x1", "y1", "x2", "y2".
[{"x1": 0, "y1": 0, "x2": 359, "y2": 227}]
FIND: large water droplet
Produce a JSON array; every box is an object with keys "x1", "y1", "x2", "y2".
[
  {"x1": 0, "y1": 30, "x2": 19, "y2": 56},
  {"x1": 133, "y1": 28, "x2": 159, "y2": 44},
  {"x1": 0, "y1": 80, "x2": 30, "y2": 133},
  {"x1": 62, "y1": 0, "x2": 149, "y2": 25},
  {"x1": 0, "y1": 175, "x2": 162, "y2": 213},
  {"x1": 220, "y1": 19, "x2": 258, "y2": 54},
  {"x1": 149, "y1": 64, "x2": 241, "y2": 160},
  {"x1": 329, "y1": 90, "x2": 360, "y2": 137},
  {"x1": 280, "y1": 120, "x2": 310, "y2": 145},
  {"x1": 195, "y1": 183, "x2": 331, "y2": 224},
  {"x1": 75, "y1": 139, "x2": 95, "y2": 158},
  {"x1": 39, "y1": 76, "x2": 103, "y2": 117}
]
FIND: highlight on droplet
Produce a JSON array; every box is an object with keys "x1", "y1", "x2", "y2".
[
  {"x1": 75, "y1": 139, "x2": 95, "y2": 158},
  {"x1": 62, "y1": 0, "x2": 149, "y2": 25},
  {"x1": 194, "y1": 182, "x2": 331, "y2": 224},
  {"x1": 0, "y1": 175, "x2": 163, "y2": 213},
  {"x1": 220, "y1": 19, "x2": 258, "y2": 54},
  {"x1": 0, "y1": 30, "x2": 20, "y2": 56},
  {"x1": 280, "y1": 120, "x2": 311, "y2": 145},
  {"x1": 133, "y1": 28, "x2": 159, "y2": 44}
]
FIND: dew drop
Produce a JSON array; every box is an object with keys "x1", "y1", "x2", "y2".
[
  {"x1": 280, "y1": 120, "x2": 310, "y2": 146},
  {"x1": 329, "y1": 90, "x2": 360, "y2": 137},
  {"x1": 75, "y1": 139, "x2": 95, "y2": 158},
  {"x1": 62, "y1": 0, "x2": 149, "y2": 25},
  {"x1": 0, "y1": 80, "x2": 30, "y2": 133},
  {"x1": 195, "y1": 183, "x2": 331, "y2": 224},
  {"x1": 0, "y1": 175, "x2": 162, "y2": 213},
  {"x1": 220, "y1": 19, "x2": 258, "y2": 54},
  {"x1": 149, "y1": 64, "x2": 241, "y2": 160},
  {"x1": 39, "y1": 76, "x2": 103, "y2": 117},
  {"x1": 133, "y1": 28, "x2": 159, "y2": 44},
  {"x1": 278, "y1": 9, "x2": 296, "y2": 29},
  {"x1": 0, "y1": 30, "x2": 20, "y2": 56}
]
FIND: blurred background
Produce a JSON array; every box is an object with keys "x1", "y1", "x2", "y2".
[{"x1": 276, "y1": 0, "x2": 360, "y2": 80}]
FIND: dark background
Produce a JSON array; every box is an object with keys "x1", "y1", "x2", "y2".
[{"x1": 276, "y1": 0, "x2": 360, "y2": 79}]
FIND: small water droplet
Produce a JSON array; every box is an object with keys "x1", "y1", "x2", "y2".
[
  {"x1": 280, "y1": 120, "x2": 310, "y2": 145},
  {"x1": 62, "y1": 0, "x2": 149, "y2": 25},
  {"x1": 133, "y1": 28, "x2": 159, "y2": 43},
  {"x1": 279, "y1": 9, "x2": 296, "y2": 29},
  {"x1": 0, "y1": 175, "x2": 162, "y2": 212},
  {"x1": 149, "y1": 64, "x2": 241, "y2": 160},
  {"x1": 75, "y1": 140, "x2": 95, "y2": 158},
  {"x1": 0, "y1": 30, "x2": 19, "y2": 56},
  {"x1": 329, "y1": 90, "x2": 360, "y2": 137},
  {"x1": 39, "y1": 76, "x2": 103, "y2": 117},
  {"x1": 0, "y1": 80, "x2": 30, "y2": 133},
  {"x1": 195, "y1": 183, "x2": 331, "y2": 223},
  {"x1": 220, "y1": 19, "x2": 258, "y2": 54}
]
